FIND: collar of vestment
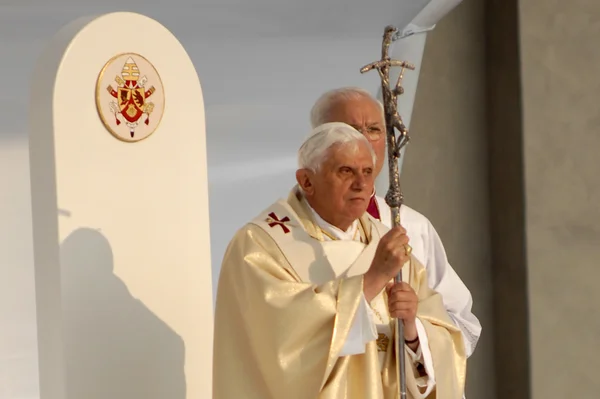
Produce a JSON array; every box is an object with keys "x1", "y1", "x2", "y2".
[
  {"x1": 302, "y1": 194, "x2": 369, "y2": 243},
  {"x1": 249, "y1": 186, "x2": 388, "y2": 285}
]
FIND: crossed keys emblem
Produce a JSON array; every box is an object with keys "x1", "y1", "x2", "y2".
[{"x1": 266, "y1": 212, "x2": 291, "y2": 234}]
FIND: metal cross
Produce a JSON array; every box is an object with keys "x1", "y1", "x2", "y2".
[{"x1": 360, "y1": 25, "x2": 417, "y2": 399}]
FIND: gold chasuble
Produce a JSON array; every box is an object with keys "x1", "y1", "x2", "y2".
[{"x1": 213, "y1": 188, "x2": 466, "y2": 399}]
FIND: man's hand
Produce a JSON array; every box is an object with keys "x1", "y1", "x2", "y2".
[
  {"x1": 387, "y1": 282, "x2": 419, "y2": 348},
  {"x1": 363, "y1": 226, "x2": 411, "y2": 301}
]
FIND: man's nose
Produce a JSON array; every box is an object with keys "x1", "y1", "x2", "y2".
[{"x1": 352, "y1": 174, "x2": 367, "y2": 190}]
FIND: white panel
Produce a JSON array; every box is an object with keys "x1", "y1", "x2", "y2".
[
  {"x1": 28, "y1": 12, "x2": 212, "y2": 399},
  {"x1": 0, "y1": 137, "x2": 38, "y2": 399}
]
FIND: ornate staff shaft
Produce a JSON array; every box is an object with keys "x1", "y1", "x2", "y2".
[{"x1": 361, "y1": 25, "x2": 415, "y2": 399}]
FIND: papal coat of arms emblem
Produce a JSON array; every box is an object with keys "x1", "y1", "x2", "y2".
[{"x1": 95, "y1": 53, "x2": 165, "y2": 142}]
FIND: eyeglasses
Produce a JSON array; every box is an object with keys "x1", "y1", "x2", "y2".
[{"x1": 356, "y1": 126, "x2": 384, "y2": 142}]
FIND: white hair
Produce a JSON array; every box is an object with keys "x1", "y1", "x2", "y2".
[
  {"x1": 309, "y1": 87, "x2": 385, "y2": 128},
  {"x1": 298, "y1": 122, "x2": 377, "y2": 172}
]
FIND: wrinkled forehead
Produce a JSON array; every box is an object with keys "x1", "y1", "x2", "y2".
[
  {"x1": 323, "y1": 141, "x2": 374, "y2": 167},
  {"x1": 329, "y1": 96, "x2": 384, "y2": 125}
]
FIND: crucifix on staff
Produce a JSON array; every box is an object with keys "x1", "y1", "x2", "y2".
[{"x1": 360, "y1": 24, "x2": 416, "y2": 399}]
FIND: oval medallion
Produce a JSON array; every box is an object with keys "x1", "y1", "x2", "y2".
[{"x1": 95, "y1": 53, "x2": 165, "y2": 142}]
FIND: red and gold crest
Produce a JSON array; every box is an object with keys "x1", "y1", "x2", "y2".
[{"x1": 96, "y1": 53, "x2": 164, "y2": 142}]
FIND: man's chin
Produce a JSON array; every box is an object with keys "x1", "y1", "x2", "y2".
[{"x1": 346, "y1": 201, "x2": 369, "y2": 217}]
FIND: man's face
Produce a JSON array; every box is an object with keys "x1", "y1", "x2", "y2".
[
  {"x1": 297, "y1": 142, "x2": 375, "y2": 229},
  {"x1": 323, "y1": 97, "x2": 386, "y2": 177}
]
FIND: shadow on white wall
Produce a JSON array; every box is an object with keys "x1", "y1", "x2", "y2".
[{"x1": 60, "y1": 228, "x2": 186, "y2": 399}]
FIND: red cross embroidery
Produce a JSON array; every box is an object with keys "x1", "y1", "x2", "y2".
[{"x1": 266, "y1": 212, "x2": 291, "y2": 234}]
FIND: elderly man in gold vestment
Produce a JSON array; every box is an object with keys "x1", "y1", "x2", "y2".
[
  {"x1": 213, "y1": 122, "x2": 466, "y2": 399},
  {"x1": 310, "y1": 87, "x2": 481, "y2": 359}
]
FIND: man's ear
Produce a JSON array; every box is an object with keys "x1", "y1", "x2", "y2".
[{"x1": 296, "y1": 169, "x2": 315, "y2": 196}]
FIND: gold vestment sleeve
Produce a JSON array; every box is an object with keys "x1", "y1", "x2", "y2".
[
  {"x1": 409, "y1": 258, "x2": 467, "y2": 398},
  {"x1": 213, "y1": 224, "x2": 364, "y2": 399}
]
